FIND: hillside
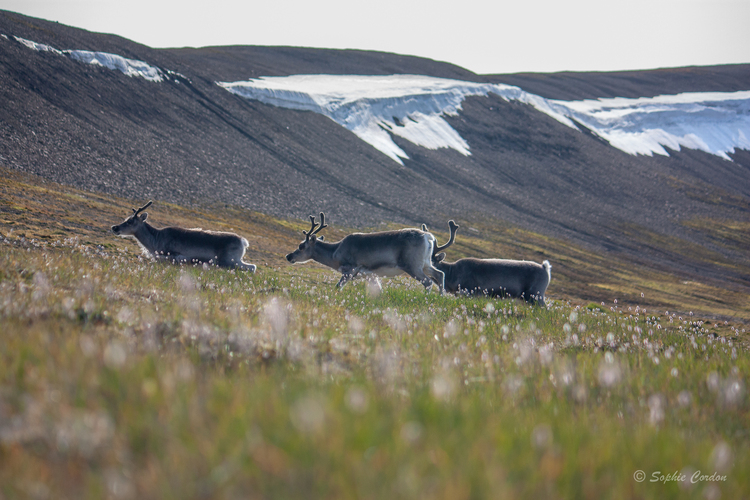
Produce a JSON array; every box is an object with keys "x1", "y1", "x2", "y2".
[{"x1": 1, "y1": 9, "x2": 749, "y2": 315}]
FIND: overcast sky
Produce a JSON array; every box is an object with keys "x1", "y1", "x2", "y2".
[{"x1": 2, "y1": 0, "x2": 749, "y2": 75}]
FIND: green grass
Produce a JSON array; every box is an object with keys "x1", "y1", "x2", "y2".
[
  {"x1": 0, "y1": 236, "x2": 747, "y2": 499},
  {"x1": 0, "y1": 169, "x2": 748, "y2": 498}
]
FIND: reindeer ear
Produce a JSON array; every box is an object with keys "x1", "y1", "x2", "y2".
[
  {"x1": 434, "y1": 252, "x2": 446, "y2": 262},
  {"x1": 421, "y1": 224, "x2": 428, "y2": 231},
  {"x1": 317, "y1": 235, "x2": 324, "y2": 241},
  {"x1": 140, "y1": 212, "x2": 148, "y2": 221}
]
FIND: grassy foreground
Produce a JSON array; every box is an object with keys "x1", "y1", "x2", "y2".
[{"x1": 0, "y1": 170, "x2": 748, "y2": 499}]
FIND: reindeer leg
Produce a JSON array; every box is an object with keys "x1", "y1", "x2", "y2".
[
  {"x1": 424, "y1": 265, "x2": 445, "y2": 294},
  {"x1": 170, "y1": 254, "x2": 189, "y2": 264},
  {"x1": 237, "y1": 262, "x2": 257, "y2": 273},
  {"x1": 336, "y1": 265, "x2": 362, "y2": 288},
  {"x1": 350, "y1": 266, "x2": 364, "y2": 280},
  {"x1": 369, "y1": 275, "x2": 382, "y2": 292},
  {"x1": 407, "y1": 267, "x2": 441, "y2": 294},
  {"x1": 221, "y1": 254, "x2": 256, "y2": 272}
]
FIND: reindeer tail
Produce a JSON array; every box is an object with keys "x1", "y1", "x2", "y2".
[{"x1": 542, "y1": 260, "x2": 552, "y2": 282}]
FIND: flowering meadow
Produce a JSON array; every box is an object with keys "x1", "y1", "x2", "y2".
[{"x1": 0, "y1": 171, "x2": 748, "y2": 499}]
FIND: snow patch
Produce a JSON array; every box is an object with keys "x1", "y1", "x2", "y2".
[
  {"x1": 219, "y1": 74, "x2": 750, "y2": 164},
  {"x1": 13, "y1": 36, "x2": 63, "y2": 55},
  {"x1": 67, "y1": 50, "x2": 164, "y2": 82},
  {"x1": 219, "y1": 75, "x2": 502, "y2": 164},
  {"x1": 7, "y1": 35, "x2": 165, "y2": 82},
  {"x1": 554, "y1": 92, "x2": 750, "y2": 160}
]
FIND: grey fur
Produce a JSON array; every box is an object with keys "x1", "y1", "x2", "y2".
[
  {"x1": 111, "y1": 201, "x2": 256, "y2": 271},
  {"x1": 286, "y1": 213, "x2": 444, "y2": 292},
  {"x1": 432, "y1": 221, "x2": 551, "y2": 306}
]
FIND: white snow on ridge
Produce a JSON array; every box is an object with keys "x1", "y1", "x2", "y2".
[
  {"x1": 67, "y1": 50, "x2": 164, "y2": 82},
  {"x1": 8, "y1": 35, "x2": 165, "y2": 82},
  {"x1": 219, "y1": 75, "x2": 517, "y2": 164},
  {"x1": 219, "y1": 74, "x2": 750, "y2": 164},
  {"x1": 6, "y1": 32, "x2": 749, "y2": 163},
  {"x1": 554, "y1": 92, "x2": 750, "y2": 160},
  {"x1": 13, "y1": 36, "x2": 63, "y2": 55}
]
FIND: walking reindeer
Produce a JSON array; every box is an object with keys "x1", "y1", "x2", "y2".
[
  {"x1": 429, "y1": 220, "x2": 551, "y2": 306},
  {"x1": 111, "y1": 201, "x2": 256, "y2": 271},
  {"x1": 285, "y1": 212, "x2": 452, "y2": 292}
]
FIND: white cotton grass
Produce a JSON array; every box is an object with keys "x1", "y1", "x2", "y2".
[
  {"x1": 709, "y1": 441, "x2": 733, "y2": 473},
  {"x1": 597, "y1": 352, "x2": 622, "y2": 387},
  {"x1": 103, "y1": 341, "x2": 127, "y2": 369},
  {"x1": 648, "y1": 394, "x2": 665, "y2": 426},
  {"x1": 554, "y1": 359, "x2": 575, "y2": 387},
  {"x1": 400, "y1": 421, "x2": 423, "y2": 444},
  {"x1": 3, "y1": 225, "x2": 749, "y2": 499},
  {"x1": 290, "y1": 396, "x2": 326, "y2": 435},
  {"x1": 345, "y1": 387, "x2": 369, "y2": 414},
  {"x1": 430, "y1": 372, "x2": 458, "y2": 402},
  {"x1": 706, "y1": 371, "x2": 746, "y2": 407},
  {"x1": 531, "y1": 424, "x2": 553, "y2": 451}
]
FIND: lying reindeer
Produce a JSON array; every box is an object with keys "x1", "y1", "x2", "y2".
[
  {"x1": 285, "y1": 212, "x2": 451, "y2": 292},
  {"x1": 430, "y1": 220, "x2": 551, "y2": 306},
  {"x1": 111, "y1": 201, "x2": 256, "y2": 271}
]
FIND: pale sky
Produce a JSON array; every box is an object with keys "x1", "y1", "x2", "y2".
[{"x1": 2, "y1": 0, "x2": 749, "y2": 75}]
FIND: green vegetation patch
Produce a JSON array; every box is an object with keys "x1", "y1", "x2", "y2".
[{"x1": 0, "y1": 167, "x2": 748, "y2": 498}]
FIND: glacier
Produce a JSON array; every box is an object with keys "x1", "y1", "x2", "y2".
[
  {"x1": 7, "y1": 35, "x2": 165, "y2": 82},
  {"x1": 219, "y1": 74, "x2": 750, "y2": 164}
]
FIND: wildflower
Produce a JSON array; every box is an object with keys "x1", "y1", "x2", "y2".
[
  {"x1": 531, "y1": 424, "x2": 553, "y2": 450},
  {"x1": 290, "y1": 396, "x2": 325, "y2": 435},
  {"x1": 709, "y1": 441, "x2": 732, "y2": 473},
  {"x1": 677, "y1": 391, "x2": 692, "y2": 408},
  {"x1": 597, "y1": 354, "x2": 621, "y2": 387},
  {"x1": 503, "y1": 375, "x2": 524, "y2": 395},
  {"x1": 400, "y1": 421, "x2": 423, "y2": 444},
  {"x1": 345, "y1": 387, "x2": 369, "y2": 414},
  {"x1": 648, "y1": 394, "x2": 665, "y2": 426},
  {"x1": 431, "y1": 372, "x2": 457, "y2": 402},
  {"x1": 103, "y1": 341, "x2": 127, "y2": 368}
]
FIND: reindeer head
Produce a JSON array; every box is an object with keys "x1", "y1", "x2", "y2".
[
  {"x1": 285, "y1": 212, "x2": 328, "y2": 263},
  {"x1": 432, "y1": 220, "x2": 459, "y2": 264},
  {"x1": 111, "y1": 201, "x2": 152, "y2": 236}
]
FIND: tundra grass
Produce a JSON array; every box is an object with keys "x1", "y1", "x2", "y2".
[
  {"x1": 0, "y1": 239, "x2": 747, "y2": 500},
  {"x1": 0, "y1": 168, "x2": 749, "y2": 499}
]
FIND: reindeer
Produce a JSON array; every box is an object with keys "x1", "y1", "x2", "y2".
[
  {"x1": 430, "y1": 220, "x2": 551, "y2": 306},
  {"x1": 285, "y1": 213, "x2": 450, "y2": 292},
  {"x1": 111, "y1": 201, "x2": 256, "y2": 271}
]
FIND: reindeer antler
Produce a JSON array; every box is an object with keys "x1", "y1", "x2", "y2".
[
  {"x1": 433, "y1": 220, "x2": 459, "y2": 254},
  {"x1": 133, "y1": 200, "x2": 153, "y2": 216},
  {"x1": 313, "y1": 212, "x2": 328, "y2": 235},
  {"x1": 302, "y1": 215, "x2": 319, "y2": 240},
  {"x1": 302, "y1": 212, "x2": 329, "y2": 240}
]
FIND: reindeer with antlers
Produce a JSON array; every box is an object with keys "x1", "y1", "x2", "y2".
[
  {"x1": 286, "y1": 212, "x2": 450, "y2": 292},
  {"x1": 428, "y1": 220, "x2": 551, "y2": 306},
  {"x1": 111, "y1": 201, "x2": 256, "y2": 271}
]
